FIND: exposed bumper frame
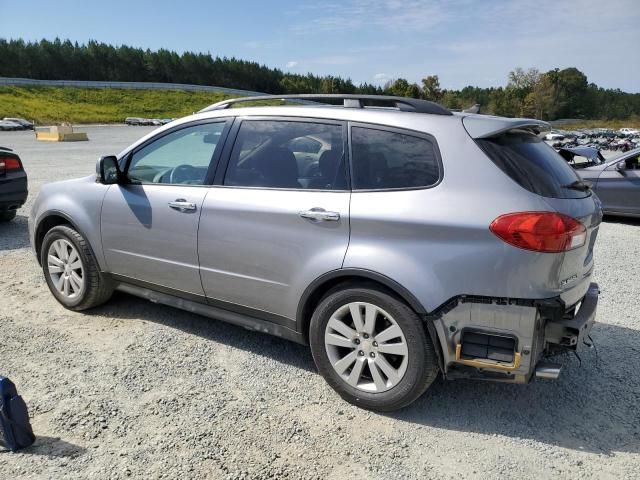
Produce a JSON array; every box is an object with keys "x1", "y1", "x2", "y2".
[{"x1": 429, "y1": 282, "x2": 599, "y2": 383}]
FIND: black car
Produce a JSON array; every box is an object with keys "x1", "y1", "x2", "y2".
[{"x1": 0, "y1": 147, "x2": 28, "y2": 222}]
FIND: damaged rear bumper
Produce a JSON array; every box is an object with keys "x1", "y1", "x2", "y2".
[{"x1": 430, "y1": 283, "x2": 599, "y2": 383}]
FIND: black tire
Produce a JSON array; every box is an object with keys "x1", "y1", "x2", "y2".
[
  {"x1": 0, "y1": 210, "x2": 17, "y2": 222},
  {"x1": 41, "y1": 225, "x2": 113, "y2": 311},
  {"x1": 309, "y1": 286, "x2": 439, "y2": 412}
]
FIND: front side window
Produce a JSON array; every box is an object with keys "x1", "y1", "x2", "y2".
[
  {"x1": 351, "y1": 127, "x2": 440, "y2": 190},
  {"x1": 127, "y1": 122, "x2": 226, "y2": 185},
  {"x1": 224, "y1": 120, "x2": 346, "y2": 190}
]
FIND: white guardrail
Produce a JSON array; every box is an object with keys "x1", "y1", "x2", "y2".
[{"x1": 0, "y1": 77, "x2": 265, "y2": 97}]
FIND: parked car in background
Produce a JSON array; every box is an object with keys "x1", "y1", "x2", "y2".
[
  {"x1": 619, "y1": 128, "x2": 639, "y2": 137},
  {"x1": 575, "y1": 147, "x2": 640, "y2": 218},
  {"x1": 3, "y1": 117, "x2": 34, "y2": 130},
  {"x1": 558, "y1": 146, "x2": 606, "y2": 169},
  {"x1": 544, "y1": 130, "x2": 565, "y2": 141},
  {"x1": 30, "y1": 94, "x2": 601, "y2": 411},
  {"x1": 125, "y1": 117, "x2": 145, "y2": 126},
  {"x1": 0, "y1": 147, "x2": 28, "y2": 222},
  {"x1": 125, "y1": 117, "x2": 161, "y2": 126},
  {"x1": 0, "y1": 120, "x2": 23, "y2": 131}
]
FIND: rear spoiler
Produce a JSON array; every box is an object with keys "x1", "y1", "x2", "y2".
[{"x1": 463, "y1": 115, "x2": 550, "y2": 139}]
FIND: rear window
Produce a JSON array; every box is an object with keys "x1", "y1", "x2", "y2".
[
  {"x1": 351, "y1": 127, "x2": 440, "y2": 190},
  {"x1": 477, "y1": 131, "x2": 589, "y2": 199}
]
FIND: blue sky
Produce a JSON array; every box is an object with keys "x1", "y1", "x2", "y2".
[{"x1": 1, "y1": 0, "x2": 638, "y2": 92}]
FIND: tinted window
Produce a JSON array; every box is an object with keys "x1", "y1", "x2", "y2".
[
  {"x1": 128, "y1": 122, "x2": 226, "y2": 185},
  {"x1": 477, "y1": 132, "x2": 589, "y2": 199},
  {"x1": 351, "y1": 127, "x2": 440, "y2": 190},
  {"x1": 224, "y1": 120, "x2": 346, "y2": 190}
]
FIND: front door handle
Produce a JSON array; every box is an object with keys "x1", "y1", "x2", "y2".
[
  {"x1": 299, "y1": 208, "x2": 340, "y2": 222},
  {"x1": 168, "y1": 199, "x2": 197, "y2": 212}
]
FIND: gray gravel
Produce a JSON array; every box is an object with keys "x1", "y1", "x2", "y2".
[{"x1": 0, "y1": 126, "x2": 639, "y2": 479}]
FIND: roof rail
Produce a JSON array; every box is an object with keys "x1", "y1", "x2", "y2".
[{"x1": 198, "y1": 94, "x2": 452, "y2": 116}]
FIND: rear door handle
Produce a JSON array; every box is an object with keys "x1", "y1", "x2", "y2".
[
  {"x1": 168, "y1": 199, "x2": 197, "y2": 212},
  {"x1": 299, "y1": 208, "x2": 340, "y2": 222}
]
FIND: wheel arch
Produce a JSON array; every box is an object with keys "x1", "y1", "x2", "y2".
[
  {"x1": 35, "y1": 211, "x2": 97, "y2": 266},
  {"x1": 296, "y1": 268, "x2": 427, "y2": 341}
]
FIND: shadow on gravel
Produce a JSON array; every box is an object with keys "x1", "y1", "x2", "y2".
[
  {"x1": 390, "y1": 323, "x2": 640, "y2": 455},
  {"x1": 87, "y1": 293, "x2": 639, "y2": 455},
  {"x1": 89, "y1": 292, "x2": 316, "y2": 373},
  {"x1": 0, "y1": 215, "x2": 30, "y2": 251},
  {"x1": 18, "y1": 436, "x2": 86, "y2": 458}
]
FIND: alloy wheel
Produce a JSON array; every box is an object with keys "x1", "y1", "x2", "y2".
[
  {"x1": 47, "y1": 239, "x2": 85, "y2": 299},
  {"x1": 324, "y1": 302, "x2": 409, "y2": 393}
]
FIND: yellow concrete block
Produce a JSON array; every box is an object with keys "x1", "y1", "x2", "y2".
[{"x1": 36, "y1": 131, "x2": 89, "y2": 142}]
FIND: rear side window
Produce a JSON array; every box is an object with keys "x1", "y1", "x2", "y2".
[
  {"x1": 477, "y1": 132, "x2": 588, "y2": 199},
  {"x1": 351, "y1": 127, "x2": 440, "y2": 190}
]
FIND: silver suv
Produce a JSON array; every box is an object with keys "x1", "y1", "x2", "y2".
[{"x1": 29, "y1": 95, "x2": 601, "y2": 411}]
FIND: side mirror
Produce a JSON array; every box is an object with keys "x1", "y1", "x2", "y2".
[{"x1": 96, "y1": 155, "x2": 122, "y2": 184}]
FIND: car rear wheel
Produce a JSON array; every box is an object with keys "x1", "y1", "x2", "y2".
[
  {"x1": 0, "y1": 210, "x2": 17, "y2": 222},
  {"x1": 41, "y1": 225, "x2": 113, "y2": 310},
  {"x1": 309, "y1": 286, "x2": 439, "y2": 411}
]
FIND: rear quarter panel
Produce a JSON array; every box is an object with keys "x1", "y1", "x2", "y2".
[{"x1": 344, "y1": 120, "x2": 576, "y2": 312}]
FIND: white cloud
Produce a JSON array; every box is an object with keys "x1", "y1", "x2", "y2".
[
  {"x1": 285, "y1": 61, "x2": 298, "y2": 69},
  {"x1": 293, "y1": 0, "x2": 452, "y2": 33},
  {"x1": 373, "y1": 73, "x2": 389, "y2": 81},
  {"x1": 286, "y1": 0, "x2": 640, "y2": 92}
]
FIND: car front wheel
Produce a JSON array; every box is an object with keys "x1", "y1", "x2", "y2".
[
  {"x1": 309, "y1": 286, "x2": 439, "y2": 411},
  {"x1": 41, "y1": 225, "x2": 113, "y2": 310}
]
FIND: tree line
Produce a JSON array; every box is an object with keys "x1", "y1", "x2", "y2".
[{"x1": 1, "y1": 38, "x2": 638, "y2": 121}]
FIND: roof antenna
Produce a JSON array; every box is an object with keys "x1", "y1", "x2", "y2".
[{"x1": 463, "y1": 104, "x2": 481, "y2": 114}]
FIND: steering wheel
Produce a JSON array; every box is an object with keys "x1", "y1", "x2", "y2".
[{"x1": 169, "y1": 164, "x2": 199, "y2": 184}]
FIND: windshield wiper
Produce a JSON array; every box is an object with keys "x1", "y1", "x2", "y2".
[{"x1": 562, "y1": 179, "x2": 592, "y2": 192}]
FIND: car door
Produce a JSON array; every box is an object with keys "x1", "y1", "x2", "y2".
[
  {"x1": 595, "y1": 153, "x2": 640, "y2": 215},
  {"x1": 198, "y1": 117, "x2": 350, "y2": 327},
  {"x1": 101, "y1": 120, "x2": 230, "y2": 296}
]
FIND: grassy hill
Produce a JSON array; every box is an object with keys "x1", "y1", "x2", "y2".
[
  {"x1": 0, "y1": 86, "x2": 236, "y2": 124},
  {"x1": 1, "y1": 85, "x2": 639, "y2": 129}
]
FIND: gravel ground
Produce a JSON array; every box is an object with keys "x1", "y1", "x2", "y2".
[{"x1": 0, "y1": 126, "x2": 639, "y2": 479}]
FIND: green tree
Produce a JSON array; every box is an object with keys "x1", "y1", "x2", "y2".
[
  {"x1": 405, "y1": 83, "x2": 421, "y2": 99},
  {"x1": 421, "y1": 75, "x2": 442, "y2": 101},
  {"x1": 384, "y1": 78, "x2": 410, "y2": 97},
  {"x1": 507, "y1": 67, "x2": 540, "y2": 117},
  {"x1": 0, "y1": 39, "x2": 639, "y2": 120}
]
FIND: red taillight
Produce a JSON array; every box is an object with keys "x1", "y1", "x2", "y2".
[
  {"x1": 0, "y1": 156, "x2": 22, "y2": 174},
  {"x1": 490, "y1": 212, "x2": 587, "y2": 253}
]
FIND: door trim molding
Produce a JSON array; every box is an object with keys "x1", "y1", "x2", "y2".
[{"x1": 110, "y1": 274, "x2": 299, "y2": 333}]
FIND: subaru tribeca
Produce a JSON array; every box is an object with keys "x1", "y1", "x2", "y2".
[{"x1": 29, "y1": 95, "x2": 601, "y2": 411}]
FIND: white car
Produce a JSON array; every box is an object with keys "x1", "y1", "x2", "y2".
[
  {"x1": 544, "y1": 131, "x2": 565, "y2": 141},
  {"x1": 619, "y1": 128, "x2": 639, "y2": 136}
]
